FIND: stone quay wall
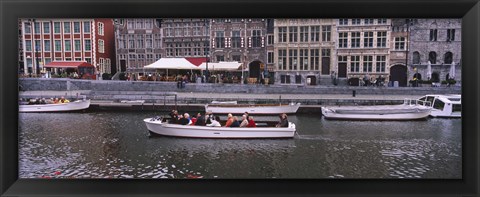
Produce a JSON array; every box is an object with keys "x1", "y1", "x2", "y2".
[{"x1": 19, "y1": 78, "x2": 461, "y2": 96}]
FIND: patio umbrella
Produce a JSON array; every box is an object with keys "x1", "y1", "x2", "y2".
[
  {"x1": 426, "y1": 61, "x2": 432, "y2": 80},
  {"x1": 449, "y1": 61, "x2": 456, "y2": 79}
]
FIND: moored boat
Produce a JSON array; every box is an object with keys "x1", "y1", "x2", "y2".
[
  {"x1": 321, "y1": 99, "x2": 432, "y2": 120},
  {"x1": 144, "y1": 117, "x2": 296, "y2": 138},
  {"x1": 19, "y1": 98, "x2": 91, "y2": 113},
  {"x1": 418, "y1": 94, "x2": 461, "y2": 118},
  {"x1": 205, "y1": 103, "x2": 301, "y2": 115}
]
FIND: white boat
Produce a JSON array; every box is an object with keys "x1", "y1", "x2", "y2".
[
  {"x1": 211, "y1": 101, "x2": 238, "y2": 105},
  {"x1": 418, "y1": 94, "x2": 461, "y2": 118},
  {"x1": 144, "y1": 117, "x2": 296, "y2": 138},
  {"x1": 321, "y1": 99, "x2": 432, "y2": 120},
  {"x1": 19, "y1": 99, "x2": 91, "y2": 113},
  {"x1": 205, "y1": 103, "x2": 301, "y2": 114}
]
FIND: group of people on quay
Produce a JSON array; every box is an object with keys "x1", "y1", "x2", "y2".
[
  {"x1": 168, "y1": 110, "x2": 290, "y2": 128},
  {"x1": 20, "y1": 97, "x2": 70, "y2": 105}
]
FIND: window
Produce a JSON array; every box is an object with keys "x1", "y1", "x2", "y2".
[
  {"x1": 44, "y1": 40, "x2": 51, "y2": 51},
  {"x1": 216, "y1": 55, "x2": 224, "y2": 61},
  {"x1": 299, "y1": 26, "x2": 309, "y2": 42},
  {"x1": 85, "y1": 58, "x2": 92, "y2": 63},
  {"x1": 452, "y1": 104, "x2": 462, "y2": 112},
  {"x1": 155, "y1": 34, "x2": 162, "y2": 48},
  {"x1": 34, "y1": 22, "x2": 40, "y2": 34},
  {"x1": 193, "y1": 27, "x2": 201, "y2": 36},
  {"x1": 232, "y1": 31, "x2": 241, "y2": 48},
  {"x1": 146, "y1": 35, "x2": 153, "y2": 48},
  {"x1": 299, "y1": 49, "x2": 308, "y2": 70},
  {"x1": 310, "y1": 26, "x2": 320, "y2": 42},
  {"x1": 231, "y1": 55, "x2": 240, "y2": 62},
  {"x1": 278, "y1": 49, "x2": 287, "y2": 70},
  {"x1": 364, "y1": 32, "x2": 373, "y2": 48},
  {"x1": 289, "y1": 27, "x2": 298, "y2": 42},
  {"x1": 394, "y1": 37, "x2": 406, "y2": 50},
  {"x1": 73, "y1": 22, "x2": 80, "y2": 33},
  {"x1": 25, "y1": 40, "x2": 32, "y2": 51},
  {"x1": 279, "y1": 27, "x2": 287, "y2": 42},
  {"x1": 136, "y1": 19, "x2": 144, "y2": 29},
  {"x1": 363, "y1": 55, "x2": 373, "y2": 72},
  {"x1": 54, "y1": 40, "x2": 61, "y2": 51},
  {"x1": 175, "y1": 25, "x2": 182, "y2": 37},
  {"x1": 128, "y1": 35, "x2": 135, "y2": 48},
  {"x1": 98, "y1": 39, "x2": 104, "y2": 53},
  {"x1": 281, "y1": 75, "x2": 291, "y2": 84},
  {"x1": 215, "y1": 31, "x2": 225, "y2": 48},
  {"x1": 351, "y1": 19, "x2": 361, "y2": 25},
  {"x1": 339, "y1": 19, "x2": 348, "y2": 25},
  {"x1": 447, "y1": 29, "x2": 455, "y2": 41},
  {"x1": 24, "y1": 22, "x2": 31, "y2": 33},
  {"x1": 295, "y1": 75, "x2": 302, "y2": 84},
  {"x1": 429, "y1": 51, "x2": 437, "y2": 64},
  {"x1": 413, "y1": 51, "x2": 420, "y2": 64},
  {"x1": 289, "y1": 49, "x2": 298, "y2": 70},
  {"x1": 377, "y1": 19, "x2": 387, "y2": 24},
  {"x1": 136, "y1": 34, "x2": 144, "y2": 48},
  {"x1": 267, "y1": 35, "x2": 274, "y2": 45},
  {"x1": 145, "y1": 19, "x2": 153, "y2": 29},
  {"x1": 310, "y1": 49, "x2": 320, "y2": 70},
  {"x1": 54, "y1": 22, "x2": 61, "y2": 33},
  {"x1": 351, "y1": 32, "x2": 360, "y2": 48},
  {"x1": 364, "y1": 19, "x2": 374, "y2": 24},
  {"x1": 252, "y1": 30, "x2": 262, "y2": 47},
  {"x1": 43, "y1": 22, "x2": 50, "y2": 33},
  {"x1": 45, "y1": 58, "x2": 52, "y2": 65},
  {"x1": 376, "y1": 55, "x2": 386, "y2": 72},
  {"x1": 350, "y1": 56, "x2": 360, "y2": 72},
  {"x1": 98, "y1": 22, "x2": 104, "y2": 36},
  {"x1": 74, "y1": 40, "x2": 81, "y2": 51},
  {"x1": 322, "y1": 26, "x2": 331, "y2": 42},
  {"x1": 433, "y1": 100, "x2": 445, "y2": 110},
  {"x1": 267, "y1": 52, "x2": 274, "y2": 64},
  {"x1": 128, "y1": 20, "x2": 135, "y2": 29},
  {"x1": 64, "y1": 22, "x2": 70, "y2": 33},
  {"x1": 184, "y1": 26, "x2": 190, "y2": 36},
  {"x1": 85, "y1": 40, "x2": 91, "y2": 51},
  {"x1": 429, "y1": 29, "x2": 437, "y2": 41},
  {"x1": 83, "y1": 22, "x2": 90, "y2": 33},
  {"x1": 65, "y1": 40, "x2": 71, "y2": 51},
  {"x1": 34, "y1": 40, "x2": 41, "y2": 52},
  {"x1": 338, "y1": 32, "x2": 348, "y2": 48},
  {"x1": 377, "y1": 31, "x2": 386, "y2": 47},
  {"x1": 444, "y1": 52, "x2": 453, "y2": 64}
]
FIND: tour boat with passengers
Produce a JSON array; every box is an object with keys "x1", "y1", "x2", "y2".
[
  {"x1": 19, "y1": 96, "x2": 91, "y2": 113},
  {"x1": 205, "y1": 102, "x2": 301, "y2": 115},
  {"x1": 417, "y1": 94, "x2": 461, "y2": 118},
  {"x1": 144, "y1": 117, "x2": 296, "y2": 139},
  {"x1": 321, "y1": 98, "x2": 432, "y2": 120}
]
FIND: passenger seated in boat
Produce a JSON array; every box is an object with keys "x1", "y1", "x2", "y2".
[
  {"x1": 60, "y1": 97, "x2": 70, "y2": 103},
  {"x1": 190, "y1": 115, "x2": 197, "y2": 125},
  {"x1": 276, "y1": 113, "x2": 289, "y2": 127},
  {"x1": 169, "y1": 110, "x2": 179, "y2": 124},
  {"x1": 207, "y1": 116, "x2": 221, "y2": 127},
  {"x1": 45, "y1": 98, "x2": 55, "y2": 104},
  {"x1": 244, "y1": 112, "x2": 250, "y2": 120},
  {"x1": 53, "y1": 98, "x2": 60, "y2": 104},
  {"x1": 224, "y1": 113, "x2": 234, "y2": 127},
  {"x1": 230, "y1": 116, "x2": 240, "y2": 127},
  {"x1": 239, "y1": 115, "x2": 249, "y2": 127},
  {"x1": 205, "y1": 112, "x2": 212, "y2": 124},
  {"x1": 195, "y1": 113, "x2": 206, "y2": 126},
  {"x1": 178, "y1": 114, "x2": 189, "y2": 125},
  {"x1": 247, "y1": 116, "x2": 256, "y2": 128}
]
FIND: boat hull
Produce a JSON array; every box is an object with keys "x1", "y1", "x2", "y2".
[
  {"x1": 144, "y1": 118, "x2": 296, "y2": 138},
  {"x1": 205, "y1": 103, "x2": 300, "y2": 114},
  {"x1": 19, "y1": 100, "x2": 91, "y2": 112},
  {"x1": 321, "y1": 105, "x2": 431, "y2": 120}
]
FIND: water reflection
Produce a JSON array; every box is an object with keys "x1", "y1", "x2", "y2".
[{"x1": 19, "y1": 112, "x2": 461, "y2": 179}]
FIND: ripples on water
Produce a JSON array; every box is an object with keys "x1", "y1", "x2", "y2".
[{"x1": 19, "y1": 112, "x2": 461, "y2": 179}]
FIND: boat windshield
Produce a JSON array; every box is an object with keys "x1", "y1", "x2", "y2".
[
  {"x1": 452, "y1": 104, "x2": 462, "y2": 112},
  {"x1": 433, "y1": 99, "x2": 445, "y2": 110}
]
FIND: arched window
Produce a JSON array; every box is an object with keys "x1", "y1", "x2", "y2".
[
  {"x1": 444, "y1": 52, "x2": 453, "y2": 64},
  {"x1": 431, "y1": 72, "x2": 440, "y2": 82},
  {"x1": 413, "y1": 51, "x2": 420, "y2": 64},
  {"x1": 429, "y1": 51, "x2": 437, "y2": 64}
]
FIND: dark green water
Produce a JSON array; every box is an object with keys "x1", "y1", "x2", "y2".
[{"x1": 19, "y1": 111, "x2": 462, "y2": 179}]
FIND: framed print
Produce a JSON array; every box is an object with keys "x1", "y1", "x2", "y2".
[{"x1": 1, "y1": 0, "x2": 479, "y2": 196}]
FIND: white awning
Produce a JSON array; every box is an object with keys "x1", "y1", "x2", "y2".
[
  {"x1": 144, "y1": 58, "x2": 201, "y2": 70},
  {"x1": 198, "y1": 61, "x2": 242, "y2": 71}
]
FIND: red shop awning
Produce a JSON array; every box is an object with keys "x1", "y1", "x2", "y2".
[{"x1": 44, "y1": 61, "x2": 94, "y2": 68}]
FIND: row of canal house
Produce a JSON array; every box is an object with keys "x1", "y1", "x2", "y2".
[{"x1": 19, "y1": 18, "x2": 461, "y2": 86}]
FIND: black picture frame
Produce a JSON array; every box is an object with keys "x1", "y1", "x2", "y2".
[{"x1": 1, "y1": 0, "x2": 479, "y2": 196}]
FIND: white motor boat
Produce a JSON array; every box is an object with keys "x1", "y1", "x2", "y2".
[
  {"x1": 321, "y1": 99, "x2": 432, "y2": 120},
  {"x1": 19, "y1": 98, "x2": 90, "y2": 113},
  {"x1": 205, "y1": 103, "x2": 301, "y2": 115},
  {"x1": 144, "y1": 117, "x2": 296, "y2": 139},
  {"x1": 418, "y1": 94, "x2": 461, "y2": 118}
]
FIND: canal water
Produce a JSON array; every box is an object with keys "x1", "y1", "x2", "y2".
[{"x1": 19, "y1": 111, "x2": 462, "y2": 179}]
